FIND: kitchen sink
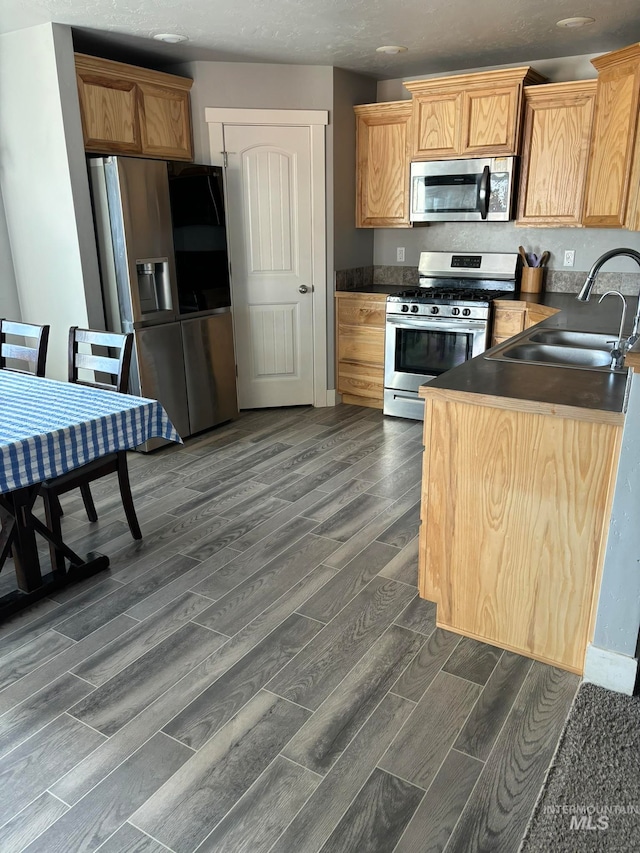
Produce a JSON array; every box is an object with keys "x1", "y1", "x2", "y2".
[
  {"x1": 485, "y1": 328, "x2": 627, "y2": 373},
  {"x1": 528, "y1": 329, "x2": 614, "y2": 349},
  {"x1": 495, "y1": 343, "x2": 613, "y2": 368}
]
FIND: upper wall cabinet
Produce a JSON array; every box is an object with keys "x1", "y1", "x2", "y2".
[
  {"x1": 75, "y1": 54, "x2": 194, "y2": 161},
  {"x1": 516, "y1": 81, "x2": 596, "y2": 227},
  {"x1": 404, "y1": 67, "x2": 546, "y2": 161},
  {"x1": 582, "y1": 43, "x2": 640, "y2": 230},
  {"x1": 354, "y1": 102, "x2": 413, "y2": 228}
]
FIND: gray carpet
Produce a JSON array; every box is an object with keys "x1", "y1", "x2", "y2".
[{"x1": 520, "y1": 682, "x2": 640, "y2": 852}]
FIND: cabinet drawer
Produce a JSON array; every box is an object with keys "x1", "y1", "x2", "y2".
[
  {"x1": 338, "y1": 363, "x2": 384, "y2": 401},
  {"x1": 337, "y1": 299, "x2": 386, "y2": 327},
  {"x1": 338, "y1": 325, "x2": 385, "y2": 366},
  {"x1": 492, "y1": 309, "x2": 525, "y2": 338}
]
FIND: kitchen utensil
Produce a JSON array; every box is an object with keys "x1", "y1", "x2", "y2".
[
  {"x1": 527, "y1": 252, "x2": 539, "y2": 267},
  {"x1": 518, "y1": 245, "x2": 529, "y2": 266},
  {"x1": 539, "y1": 251, "x2": 550, "y2": 267}
]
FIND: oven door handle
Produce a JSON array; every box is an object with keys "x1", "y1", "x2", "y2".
[{"x1": 386, "y1": 315, "x2": 487, "y2": 332}]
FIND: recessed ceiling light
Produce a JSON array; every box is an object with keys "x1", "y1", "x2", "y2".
[
  {"x1": 153, "y1": 33, "x2": 189, "y2": 44},
  {"x1": 376, "y1": 45, "x2": 408, "y2": 55},
  {"x1": 556, "y1": 17, "x2": 595, "y2": 28}
]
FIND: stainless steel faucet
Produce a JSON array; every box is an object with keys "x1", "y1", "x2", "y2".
[
  {"x1": 576, "y1": 248, "x2": 640, "y2": 347},
  {"x1": 598, "y1": 290, "x2": 627, "y2": 370}
]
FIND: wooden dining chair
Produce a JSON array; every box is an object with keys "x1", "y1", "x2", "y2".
[
  {"x1": 41, "y1": 328, "x2": 142, "y2": 571},
  {"x1": 0, "y1": 319, "x2": 50, "y2": 376}
]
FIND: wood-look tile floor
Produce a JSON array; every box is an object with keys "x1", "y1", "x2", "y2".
[{"x1": 0, "y1": 404, "x2": 579, "y2": 853}]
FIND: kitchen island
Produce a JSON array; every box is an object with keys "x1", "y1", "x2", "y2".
[{"x1": 417, "y1": 296, "x2": 635, "y2": 674}]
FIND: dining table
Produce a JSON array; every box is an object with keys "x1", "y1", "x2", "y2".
[{"x1": 0, "y1": 370, "x2": 181, "y2": 618}]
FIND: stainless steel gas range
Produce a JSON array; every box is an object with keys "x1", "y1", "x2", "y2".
[{"x1": 383, "y1": 251, "x2": 518, "y2": 420}]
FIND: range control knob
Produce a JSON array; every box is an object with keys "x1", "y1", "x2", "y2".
[
  {"x1": 411, "y1": 304, "x2": 419, "y2": 313},
  {"x1": 401, "y1": 304, "x2": 409, "y2": 312},
  {"x1": 451, "y1": 307, "x2": 460, "y2": 316},
  {"x1": 462, "y1": 308, "x2": 471, "y2": 316},
  {"x1": 430, "y1": 306, "x2": 439, "y2": 314}
]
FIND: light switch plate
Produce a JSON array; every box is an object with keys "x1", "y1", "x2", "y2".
[{"x1": 396, "y1": 247, "x2": 405, "y2": 263}]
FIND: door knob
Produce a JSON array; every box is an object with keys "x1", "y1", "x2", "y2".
[{"x1": 299, "y1": 285, "x2": 309, "y2": 294}]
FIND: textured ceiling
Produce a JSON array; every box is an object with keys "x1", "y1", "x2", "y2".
[{"x1": 2, "y1": 0, "x2": 640, "y2": 78}]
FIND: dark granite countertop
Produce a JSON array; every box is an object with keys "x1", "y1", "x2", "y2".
[{"x1": 422, "y1": 293, "x2": 638, "y2": 416}]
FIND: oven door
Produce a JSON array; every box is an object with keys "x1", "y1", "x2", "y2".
[{"x1": 385, "y1": 314, "x2": 488, "y2": 393}]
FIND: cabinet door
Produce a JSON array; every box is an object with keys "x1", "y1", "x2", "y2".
[
  {"x1": 139, "y1": 83, "x2": 193, "y2": 161},
  {"x1": 491, "y1": 304, "x2": 525, "y2": 345},
  {"x1": 76, "y1": 71, "x2": 141, "y2": 154},
  {"x1": 517, "y1": 82, "x2": 596, "y2": 227},
  {"x1": 419, "y1": 396, "x2": 622, "y2": 673},
  {"x1": 355, "y1": 103, "x2": 412, "y2": 227},
  {"x1": 461, "y1": 85, "x2": 519, "y2": 155},
  {"x1": 583, "y1": 46, "x2": 640, "y2": 228},
  {"x1": 411, "y1": 92, "x2": 461, "y2": 159}
]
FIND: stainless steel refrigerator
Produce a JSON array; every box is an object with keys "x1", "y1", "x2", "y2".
[{"x1": 88, "y1": 155, "x2": 238, "y2": 447}]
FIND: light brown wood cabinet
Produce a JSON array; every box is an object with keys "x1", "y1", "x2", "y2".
[
  {"x1": 583, "y1": 43, "x2": 640, "y2": 230},
  {"x1": 516, "y1": 81, "x2": 596, "y2": 227},
  {"x1": 418, "y1": 388, "x2": 623, "y2": 673},
  {"x1": 335, "y1": 293, "x2": 386, "y2": 408},
  {"x1": 491, "y1": 300, "x2": 559, "y2": 347},
  {"x1": 404, "y1": 67, "x2": 546, "y2": 161},
  {"x1": 75, "y1": 54, "x2": 193, "y2": 161},
  {"x1": 354, "y1": 102, "x2": 412, "y2": 228}
]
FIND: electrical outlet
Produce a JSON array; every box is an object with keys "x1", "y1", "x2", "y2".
[
  {"x1": 396, "y1": 247, "x2": 405, "y2": 263},
  {"x1": 563, "y1": 250, "x2": 575, "y2": 267}
]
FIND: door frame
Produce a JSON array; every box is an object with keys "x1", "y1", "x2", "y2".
[{"x1": 205, "y1": 108, "x2": 331, "y2": 407}]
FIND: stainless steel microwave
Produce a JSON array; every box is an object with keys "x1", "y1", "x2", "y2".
[{"x1": 410, "y1": 156, "x2": 517, "y2": 223}]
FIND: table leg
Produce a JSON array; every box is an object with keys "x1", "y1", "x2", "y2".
[
  {"x1": 0, "y1": 485, "x2": 110, "y2": 621},
  {"x1": 8, "y1": 487, "x2": 43, "y2": 592}
]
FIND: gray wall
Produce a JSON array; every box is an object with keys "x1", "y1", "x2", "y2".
[
  {"x1": 172, "y1": 60, "x2": 335, "y2": 164},
  {"x1": 369, "y1": 53, "x2": 640, "y2": 275},
  {"x1": 0, "y1": 23, "x2": 104, "y2": 379},
  {"x1": 0, "y1": 187, "x2": 20, "y2": 319},
  {"x1": 332, "y1": 68, "x2": 376, "y2": 271},
  {"x1": 374, "y1": 222, "x2": 640, "y2": 275}
]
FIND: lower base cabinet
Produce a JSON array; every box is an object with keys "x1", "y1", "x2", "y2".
[
  {"x1": 336, "y1": 293, "x2": 386, "y2": 409},
  {"x1": 491, "y1": 299, "x2": 559, "y2": 347},
  {"x1": 418, "y1": 389, "x2": 622, "y2": 673}
]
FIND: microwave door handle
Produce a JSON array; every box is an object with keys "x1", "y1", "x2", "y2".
[{"x1": 478, "y1": 165, "x2": 490, "y2": 219}]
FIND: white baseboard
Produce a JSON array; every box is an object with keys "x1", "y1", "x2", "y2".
[
  {"x1": 583, "y1": 644, "x2": 638, "y2": 695},
  {"x1": 314, "y1": 389, "x2": 339, "y2": 407}
]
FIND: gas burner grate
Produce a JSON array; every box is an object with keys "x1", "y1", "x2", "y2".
[{"x1": 393, "y1": 288, "x2": 509, "y2": 302}]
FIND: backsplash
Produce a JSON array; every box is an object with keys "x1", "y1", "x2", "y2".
[
  {"x1": 336, "y1": 266, "x2": 640, "y2": 295},
  {"x1": 335, "y1": 266, "x2": 374, "y2": 290}
]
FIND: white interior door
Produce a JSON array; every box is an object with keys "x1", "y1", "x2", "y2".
[{"x1": 224, "y1": 124, "x2": 315, "y2": 409}]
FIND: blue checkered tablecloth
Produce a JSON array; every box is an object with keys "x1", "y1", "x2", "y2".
[{"x1": 0, "y1": 371, "x2": 182, "y2": 494}]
